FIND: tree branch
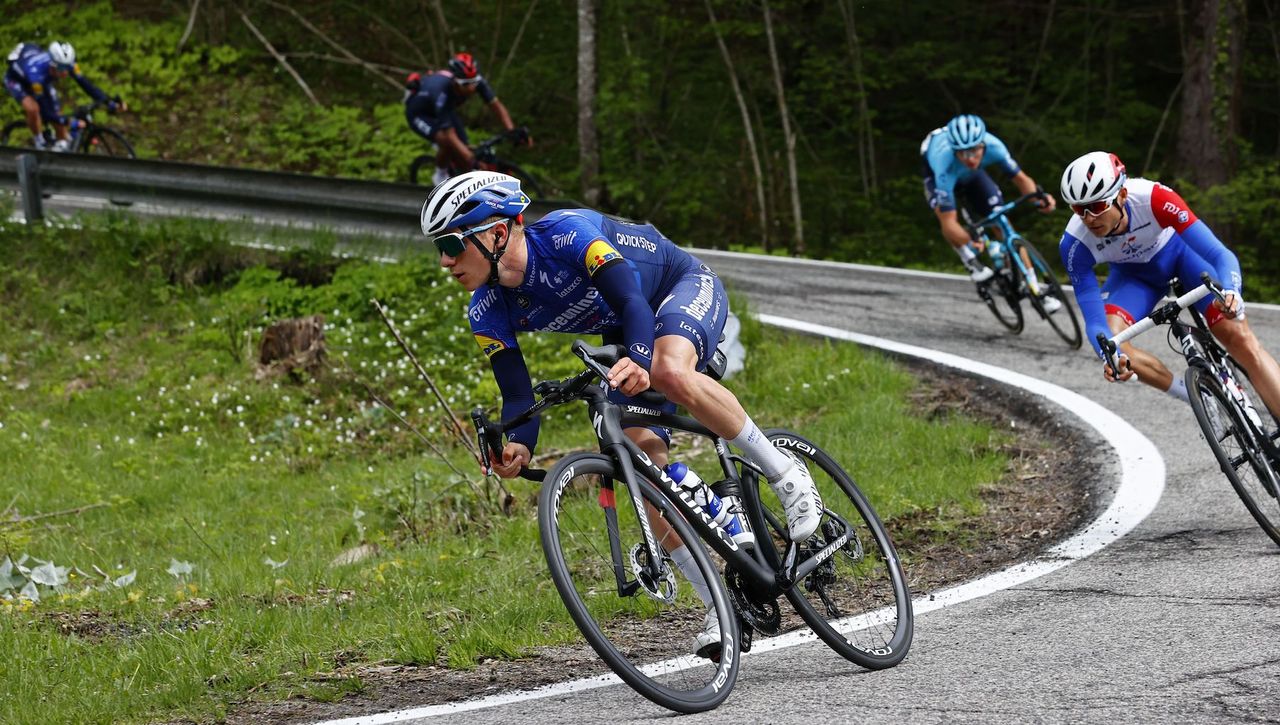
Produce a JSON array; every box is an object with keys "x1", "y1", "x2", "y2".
[
  {"x1": 239, "y1": 10, "x2": 320, "y2": 106},
  {"x1": 177, "y1": 0, "x2": 202, "y2": 51},
  {"x1": 263, "y1": 1, "x2": 404, "y2": 91},
  {"x1": 497, "y1": 0, "x2": 539, "y2": 85}
]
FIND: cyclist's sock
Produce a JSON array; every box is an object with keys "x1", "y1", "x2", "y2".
[
  {"x1": 956, "y1": 245, "x2": 979, "y2": 264},
  {"x1": 1166, "y1": 377, "x2": 1190, "y2": 403},
  {"x1": 668, "y1": 546, "x2": 712, "y2": 608},
  {"x1": 729, "y1": 416, "x2": 791, "y2": 480}
]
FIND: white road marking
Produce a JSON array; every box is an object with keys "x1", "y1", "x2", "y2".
[{"x1": 311, "y1": 315, "x2": 1165, "y2": 725}]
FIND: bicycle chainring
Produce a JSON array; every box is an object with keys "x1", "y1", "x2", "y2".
[
  {"x1": 628, "y1": 543, "x2": 677, "y2": 604},
  {"x1": 725, "y1": 567, "x2": 781, "y2": 635}
]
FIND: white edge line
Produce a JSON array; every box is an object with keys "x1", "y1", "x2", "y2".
[{"x1": 312, "y1": 315, "x2": 1165, "y2": 725}]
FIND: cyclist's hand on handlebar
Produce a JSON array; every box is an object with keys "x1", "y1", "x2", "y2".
[
  {"x1": 489, "y1": 441, "x2": 531, "y2": 479},
  {"x1": 1103, "y1": 353, "x2": 1135, "y2": 383},
  {"x1": 1215, "y1": 290, "x2": 1243, "y2": 319},
  {"x1": 606, "y1": 357, "x2": 650, "y2": 397},
  {"x1": 1033, "y1": 189, "x2": 1057, "y2": 214},
  {"x1": 510, "y1": 126, "x2": 532, "y2": 147}
]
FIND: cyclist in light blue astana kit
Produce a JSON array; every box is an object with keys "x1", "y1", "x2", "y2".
[
  {"x1": 1057, "y1": 150, "x2": 1280, "y2": 419},
  {"x1": 921, "y1": 114, "x2": 1059, "y2": 308},
  {"x1": 421, "y1": 171, "x2": 824, "y2": 657}
]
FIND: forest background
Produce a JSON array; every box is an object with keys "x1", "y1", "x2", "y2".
[{"x1": 3, "y1": 0, "x2": 1280, "y2": 297}]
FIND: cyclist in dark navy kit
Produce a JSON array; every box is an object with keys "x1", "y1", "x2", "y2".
[
  {"x1": 921, "y1": 114, "x2": 1057, "y2": 304},
  {"x1": 403, "y1": 52, "x2": 530, "y2": 186},
  {"x1": 421, "y1": 171, "x2": 824, "y2": 658},
  {"x1": 1058, "y1": 150, "x2": 1280, "y2": 418},
  {"x1": 5, "y1": 41, "x2": 123, "y2": 150}
]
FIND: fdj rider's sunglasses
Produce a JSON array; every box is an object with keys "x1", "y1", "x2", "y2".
[
  {"x1": 432, "y1": 219, "x2": 506, "y2": 257},
  {"x1": 953, "y1": 144, "x2": 984, "y2": 160},
  {"x1": 1070, "y1": 198, "x2": 1116, "y2": 218}
]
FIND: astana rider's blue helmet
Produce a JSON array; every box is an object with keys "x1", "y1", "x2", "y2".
[
  {"x1": 419, "y1": 170, "x2": 530, "y2": 238},
  {"x1": 945, "y1": 114, "x2": 986, "y2": 150}
]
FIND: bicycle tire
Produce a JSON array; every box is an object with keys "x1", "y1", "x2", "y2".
[
  {"x1": 540, "y1": 453, "x2": 739, "y2": 713},
  {"x1": 490, "y1": 157, "x2": 544, "y2": 198},
  {"x1": 82, "y1": 127, "x2": 135, "y2": 158},
  {"x1": 744, "y1": 429, "x2": 913, "y2": 669},
  {"x1": 979, "y1": 264, "x2": 1024, "y2": 334},
  {"x1": 408, "y1": 154, "x2": 435, "y2": 185},
  {"x1": 1013, "y1": 239, "x2": 1083, "y2": 348},
  {"x1": 1, "y1": 120, "x2": 27, "y2": 146},
  {"x1": 1186, "y1": 365, "x2": 1280, "y2": 547}
]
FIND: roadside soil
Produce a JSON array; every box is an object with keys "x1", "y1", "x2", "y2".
[{"x1": 223, "y1": 362, "x2": 1103, "y2": 724}]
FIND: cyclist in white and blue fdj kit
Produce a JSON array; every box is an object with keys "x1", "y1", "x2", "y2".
[
  {"x1": 921, "y1": 114, "x2": 1059, "y2": 310},
  {"x1": 421, "y1": 171, "x2": 824, "y2": 658},
  {"x1": 1057, "y1": 150, "x2": 1280, "y2": 419}
]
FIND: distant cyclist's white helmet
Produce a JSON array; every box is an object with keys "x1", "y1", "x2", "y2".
[
  {"x1": 1060, "y1": 151, "x2": 1127, "y2": 206},
  {"x1": 47, "y1": 41, "x2": 76, "y2": 69},
  {"x1": 420, "y1": 170, "x2": 529, "y2": 238}
]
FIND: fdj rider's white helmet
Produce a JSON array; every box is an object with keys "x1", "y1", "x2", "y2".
[
  {"x1": 945, "y1": 114, "x2": 986, "y2": 150},
  {"x1": 421, "y1": 171, "x2": 530, "y2": 284},
  {"x1": 47, "y1": 41, "x2": 76, "y2": 68},
  {"x1": 1060, "y1": 151, "x2": 1127, "y2": 206}
]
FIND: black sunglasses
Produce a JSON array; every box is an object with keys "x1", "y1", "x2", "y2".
[{"x1": 432, "y1": 219, "x2": 506, "y2": 257}]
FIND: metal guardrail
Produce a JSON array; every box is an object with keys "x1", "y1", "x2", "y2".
[{"x1": 0, "y1": 145, "x2": 572, "y2": 241}]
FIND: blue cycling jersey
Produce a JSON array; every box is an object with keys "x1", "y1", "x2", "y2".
[
  {"x1": 919, "y1": 128, "x2": 1021, "y2": 211},
  {"x1": 4, "y1": 42, "x2": 108, "y2": 104},
  {"x1": 404, "y1": 71, "x2": 496, "y2": 143}
]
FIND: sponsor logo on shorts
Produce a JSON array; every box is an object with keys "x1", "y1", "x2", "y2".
[{"x1": 680, "y1": 274, "x2": 716, "y2": 322}]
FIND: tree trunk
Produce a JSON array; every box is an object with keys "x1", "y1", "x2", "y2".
[
  {"x1": 577, "y1": 0, "x2": 602, "y2": 207},
  {"x1": 1176, "y1": 0, "x2": 1247, "y2": 188},
  {"x1": 836, "y1": 0, "x2": 877, "y2": 196},
  {"x1": 705, "y1": 0, "x2": 769, "y2": 249},
  {"x1": 761, "y1": 0, "x2": 804, "y2": 255}
]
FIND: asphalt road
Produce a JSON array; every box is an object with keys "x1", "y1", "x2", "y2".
[{"x1": 380, "y1": 251, "x2": 1280, "y2": 725}]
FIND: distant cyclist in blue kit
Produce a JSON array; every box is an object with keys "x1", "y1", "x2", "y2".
[
  {"x1": 421, "y1": 171, "x2": 824, "y2": 659},
  {"x1": 4, "y1": 41, "x2": 123, "y2": 150},
  {"x1": 403, "y1": 52, "x2": 529, "y2": 186},
  {"x1": 920, "y1": 114, "x2": 1059, "y2": 310}
]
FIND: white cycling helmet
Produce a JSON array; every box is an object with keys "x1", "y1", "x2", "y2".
[
  {"x1": 47, "y1": 41, "x2": 76, "y2": 68},
  {"x1": 420, "y1": 170, "x2": 529, "y2": 238},
  {"x1": 1060, "y1": 151, "x2": 1127, "y2": 206}
]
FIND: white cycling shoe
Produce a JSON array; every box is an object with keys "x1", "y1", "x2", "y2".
[
  {"x1": 693, "y1": 608, "x2": 721, "y2": 659},
  {"x1": 967, "y1": 264, "x2": 995, "y2": 283},
  {"x1": 1040, "y1": 295, "x2": 1063, "y2": 314},
  {"x1": 769, "y1": 451, "x2": 824, "y2": 542}
]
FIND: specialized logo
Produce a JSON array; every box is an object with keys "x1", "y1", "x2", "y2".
[
  {"x1": 625, "y1": 405, "x2": 661, "y2": 417},
  {"x1": 584, "y1": 240, "x2": 623, "y2": 275},
  {"x1": 552, "y1": 230, "x2": 578, "y2": 249},
  {"x1": 614, "y1": 232, "x2": 658, "y2": 254},
  {"x1": 474, "y1": 333, "x2": 506, "y2": 357},
  {"x1": 637, "y1": 450, "x2": 738, "y2": 552}
]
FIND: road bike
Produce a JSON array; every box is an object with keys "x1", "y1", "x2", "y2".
[
  {"x1": 1099, "y1": 273, "x2": 1280, "y2": 546},
  {"x1": 964, "y1": 192, "x2": 1083, "y2": 348},
  {"x1": 408, "y1": 126, "x2": 542, "y2": 197},
  {"x1": 471, "y1": 340, "x2": 913, "y2": 712},
  {"x1": 1, "y1": 98, "x2": 135, "y2": 157}
]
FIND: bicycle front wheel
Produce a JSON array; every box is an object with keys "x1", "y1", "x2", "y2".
[
  {"x1": 1, "y1": 120, "x2": 28, "y2": 146},
  {"x1": 1186, "y1": 365, "x2": 1280, "y2": 546},
  {"x1": 1013, "y1": 239, "x2": 1082, "y2": 348},
  {"x1": 746, "y1": 430, "x2": 913, "y2": 669},
  {"x1": 979, "y1": 265, "x2": 1024, "y2": 334},
  {"x1": 407, "y1": 154, "x2": 435, "y2": 185},
  {"x1": 82, "y1": 127, "x2": 135, "y2": 158},
  {"x1": 540, "y1": 453, "x2": 739, "y2": 713}
]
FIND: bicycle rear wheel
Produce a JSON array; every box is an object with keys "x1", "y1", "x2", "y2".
[
  {"x1": 978, "y1": 265, "x2": 1024, "y2": 334},
  {"x1": 540, "y1": 453, "x2": 739, "y2": 713},
  {"x1": 745, "y1": 430, "x2": 913, "y2": 669},
  {"x1": 1, "y1": 120, "x2": 28, "y2": 146},
  {"x1": 82, "y1": 127, "x2": 135, "y2": 158},
  {"x1": 1186, "y1": 365, "x2": 1280, "y2": 547},
  {"x1": 408, "y1": 154, "x2": 435, "y2": 185},
  {"x1": 1014, "y1": 239, "x2": 1082, "y2": 348}
]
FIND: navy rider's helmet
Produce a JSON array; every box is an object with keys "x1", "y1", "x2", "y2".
[
  {"x1": 447, "y1": 52, "x2": 480, "y2": 81},
  {"x1": 945, "y1": 114, "x2": 986, "y2": 150}
]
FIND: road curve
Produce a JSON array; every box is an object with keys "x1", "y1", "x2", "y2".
[{"x1": 329, "y1": 253, "x2": 1280, "y2": 724}]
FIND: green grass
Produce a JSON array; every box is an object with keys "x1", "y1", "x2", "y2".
[{"x1": 0, "y1": 212, "x2": 1007, "y2": 723}]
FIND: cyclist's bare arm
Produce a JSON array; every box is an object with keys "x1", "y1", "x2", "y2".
[
  {"x1": 934, "y1": 207, "x2": 973, "y2": 250},
  {"x1": 1010, "y1": 170, "x2": 1057, "y2": 212},
  {"x1": 434, "y1": 126, "x2": 474, "y2": 168},
  {"x1": 487, "y1": 98, "x2": 532, "y2": 145}
]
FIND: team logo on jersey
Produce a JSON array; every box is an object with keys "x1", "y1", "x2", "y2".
[
  {"x1": 584, "y1": 240, "x2": 622, "y2": 275},
  {"x1": 1177, "y1": 210, "x2": 1189, "y2": 224},
  {"x1": 475, "y1": 334, "x2": 506, "y2": 357},
  {"x1": 515, "y1": 294, "x2": 532, "y2": 309},
  {"x1": 553, "y1": 230, "x2": 578, "y2": 249},
  {"x1": 630, "y1": 343, "x2": 651, "y2": 359}
]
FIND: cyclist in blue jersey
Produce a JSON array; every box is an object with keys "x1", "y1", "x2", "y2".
[
  {"x1": 421, "y1": 171, "x2": 824, "y2": 658},
  {"x1": 1057, "y1": 150, "x2": 1280, "y2": 417},
  {"x1": 921, "y1": 114, "x2": 1058, "y2": 307},
  {"x1": 4, "y1": 41, "x2": 123, "y2": 151},
  {"x1": 403, "y1": 52, "x2": 530, "y2": 187}
]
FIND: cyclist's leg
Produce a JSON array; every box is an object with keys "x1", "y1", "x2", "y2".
[
  {"x1": 1177, "y1": 247, "x2": 1280, "y2": 419},
  {"x1": 650, "y1": 269, "x2": 822, "y2": 541},
  {"x1": 1103, "y1": 266, "x2": 1180, "y2": 395}
]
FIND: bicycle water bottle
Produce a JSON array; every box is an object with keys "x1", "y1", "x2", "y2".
[
  {"x1": 666, "y1": 462, "x2": 755, "y2": 548},
  {"x1": 988, "y1": 239, "x2": 1005, "y2": 269}
]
